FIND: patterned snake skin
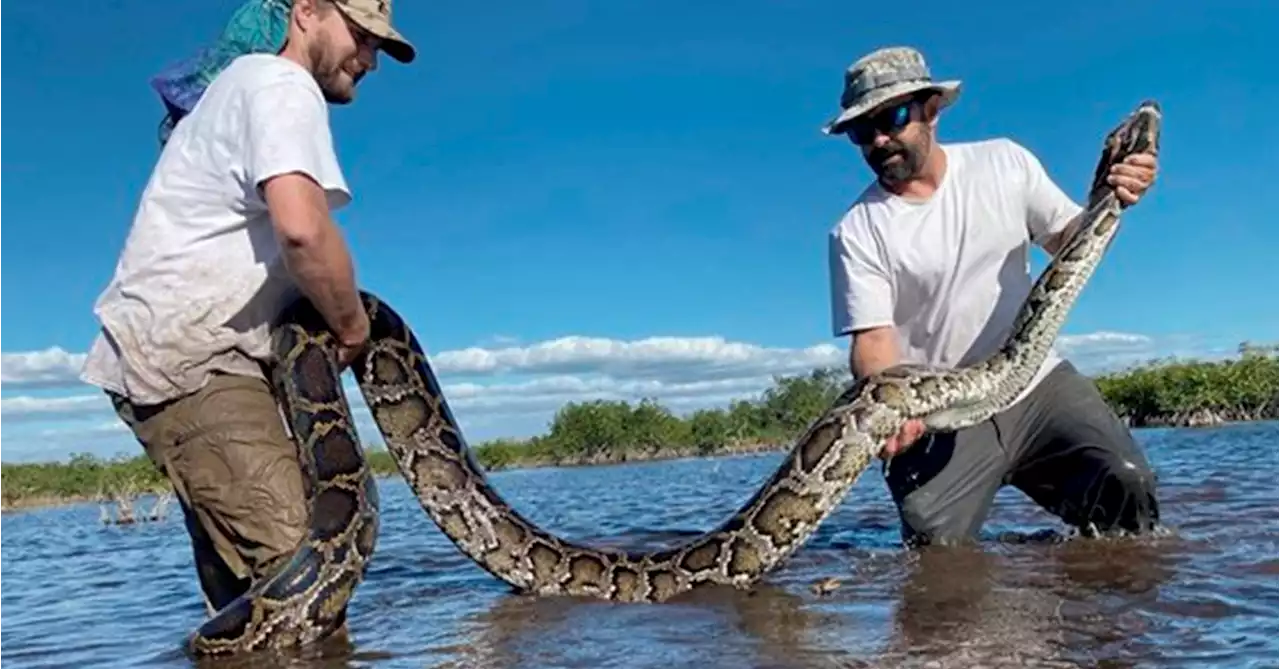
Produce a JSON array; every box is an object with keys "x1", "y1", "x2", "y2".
[{"x1": 183, "y1": 100, "x2": 1161, "y2": 656}]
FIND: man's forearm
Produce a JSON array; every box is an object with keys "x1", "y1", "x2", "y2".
[
  {"x1": 279, "y1": 225, "x2": 366, "y2": 344},
  {"x1": 1043, "y1": 210, "x2": 1088, "y2": 257},
  {"x1": 853, "y1": 348, "x2": 898, "y2": 379},
  {"x1": 263, "y1": 173, "x2": 368, "y2": 346}
]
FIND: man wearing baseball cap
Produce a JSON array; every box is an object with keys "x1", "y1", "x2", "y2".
[
  {"x1": 80, "y1": 0, "x2": 415, "y2": 623},
  {"x1": 823, "y1": 46, "x2": 1162, "y2": 547}
]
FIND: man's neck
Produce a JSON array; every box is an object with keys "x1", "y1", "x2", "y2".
[
  {"x1": 880, "y1": 145, "x2": 948, "y2": 202},
  {"x1": 278, "y1": 39, "x2": 314, "y2": 74}
]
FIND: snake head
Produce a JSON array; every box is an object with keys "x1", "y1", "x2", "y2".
[{"x1": 1086, "y1": 100, "x2": 1162, "y2": 208}]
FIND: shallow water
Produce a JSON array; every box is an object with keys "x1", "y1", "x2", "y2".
[{"x1": 3, "y1": 421, "x2": 1278, "y2": 669}]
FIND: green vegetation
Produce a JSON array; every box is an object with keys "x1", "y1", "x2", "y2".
[
  {"x1": 4, "y1": 345, "x2": 1275, "y2": 511},
  {"x1": 1093, "y1": 342, "x2": 1278, "y2": 428},
  {"x1": 2, "y1": 453, "x2": 167, "y2": 511},
  {"x1": 471, "y1": 367, "x2": 851, "y2": 470}
]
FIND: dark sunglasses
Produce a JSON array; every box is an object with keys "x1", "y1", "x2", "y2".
[
  {"x1": 846, "y1": 100, "x2": 919, "y2": 146},
  {"x1": 341, "y1": 14, "x2": 382, "y2": 51}
]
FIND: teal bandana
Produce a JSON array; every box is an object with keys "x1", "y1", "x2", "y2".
[{"x1": 150, "y1": 0, "x2": 291, "y2": 144}]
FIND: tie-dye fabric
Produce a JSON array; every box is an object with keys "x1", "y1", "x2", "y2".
[{"x1": 150, "y1": 0, "x2": 291, "y2": 144}]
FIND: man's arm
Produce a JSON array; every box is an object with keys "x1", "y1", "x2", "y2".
[
  {"x1": 828, "y1": 219, "x2": 926, "y2": 456},
  {"x1": 1037, "y1": 151, "x2": 1159, "y2": 257},
  {"x1": 245, "y1": 79, "x2": 368, "y2": 351},
  {"x1": 1011, "y1": 140, "x2": 1086, "y2": 257},
  {"x1": 263, "y1": 173, "x2": 368, "y2": 349},
  {"x1": 849, "y1": 325, "x2": 901, "y2": 379},
  {"x1": 1038, "y1": 209, "x2": 1088, "y2": 257},
  {"x1": 828, "y1": 222, "x2": 897, "y2": 377}
]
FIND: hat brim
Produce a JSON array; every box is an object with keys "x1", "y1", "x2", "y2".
[
  {"x1": 334, "y1": 4, "x2": 417, "y2": 64},
  {"x1": 821, "y1": 79, "x2": 962, "y2": 136}
]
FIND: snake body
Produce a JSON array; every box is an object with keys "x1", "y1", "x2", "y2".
[{"x1": 185, "y1": 100, "x2": 1161, "y2": 656}]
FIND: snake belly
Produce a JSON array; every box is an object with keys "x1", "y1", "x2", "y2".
[{"x1": 182, "y1": 99, "x2": 1160, "y2": 655}]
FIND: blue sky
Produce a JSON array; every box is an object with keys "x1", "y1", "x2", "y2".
[{"x1": 2, "y1": 0, "x2": 1275, "y2": 463}]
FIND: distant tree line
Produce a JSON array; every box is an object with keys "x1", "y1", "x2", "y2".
[
  {"x1": 1092, "y1": 341, "x2": 1278, "y2": 427},
  {"x1": 469, "y1": 366, "x2": 851, "y2": 470},
  {"x1": 4, "y1": 343, "x2": 1274, "y2": 510}
]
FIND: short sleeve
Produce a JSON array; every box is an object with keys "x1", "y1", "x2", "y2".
[
  {"x1": 1010, "y1": 140, "x2": 1083, "y2": 248},
  {"x1": 828, "y1": 221, "x2": 895, "y2": 337},
  {"x1": 244, "y1": 78, "x2": 352, "y2": 210}
]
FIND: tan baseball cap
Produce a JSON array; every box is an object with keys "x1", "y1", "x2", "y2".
[{"x1": 332, "y1": 0, "x2": 416, "y2": 64}]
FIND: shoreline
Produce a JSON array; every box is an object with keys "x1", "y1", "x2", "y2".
[
  {"x1": 483, "y1": 439, "x2": 785, "y2": 471},
  {"x1": 0, "y1": 442, "x2": 786, "y2": 514},
  {"x1": 1118, "y1": 408, "x2": 1277, "y2": 429},
  {"x1": 0, "y1": 486, "x2": 174, "y2": 514},
  {"x1": 4, "y1": 417, "x2": 1271, "y2": 514}
]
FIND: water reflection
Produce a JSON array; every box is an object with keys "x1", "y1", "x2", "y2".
[
  {"x1": 439, "y1": 533, "x2": 1189, "y2": 669},
  {"x1": 877, "y1": 536, "x2": 1182, "y2": 666}
]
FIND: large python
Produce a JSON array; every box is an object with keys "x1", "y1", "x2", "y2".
[{"x1": 184, "y1": 100, "x2": 1161, "y2": 656}]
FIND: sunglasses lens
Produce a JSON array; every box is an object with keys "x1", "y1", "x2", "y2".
[
  {"x1": 888, "y1": 104, "x2": 910, "y2": 128},
  {"x1": 849, "y1": 102, "x2": 913, "y2": 144},
  {"x1": 851, "y1": 124, "x2": 877, "y2": 144}
]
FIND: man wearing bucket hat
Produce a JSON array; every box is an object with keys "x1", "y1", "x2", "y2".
[
  {"x1": 824, "y1": 46, "x2": 1162, "y2": 547},
  {"x1": 80, "y1": 0, "x2": 416, "y2": 620}
]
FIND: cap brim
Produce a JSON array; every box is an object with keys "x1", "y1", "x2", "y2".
[
  {"x1": 821, "y1": 80, "x2": 962, "y2": 136},
  {"x1": 377, "y1": 33, "x2": 416, "y2": 64},
  {"x1": 334, "y1": 5, "x2": 417, "y2": 64}
]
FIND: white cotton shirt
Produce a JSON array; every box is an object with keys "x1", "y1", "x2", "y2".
[
  {"x1": 827, "y1": 138, "x2": 1084, "y2": 406},
  {"x1": 80, "y1": 54, "x2": 352, "y2": 405}
]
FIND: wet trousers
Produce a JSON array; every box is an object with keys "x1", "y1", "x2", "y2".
[
  {"x1": 883, "y1": 360, "x2": 1161, "y2": 547},
  {"x1": 108, "y1": 372, "x2": 308, "y2": 614}
]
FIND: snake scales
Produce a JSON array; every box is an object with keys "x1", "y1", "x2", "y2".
[{"x1": 184, "y1": 100, "x2": 1161, "y2": 656}]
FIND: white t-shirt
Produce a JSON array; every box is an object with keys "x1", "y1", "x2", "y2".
[
  {"x1": 827, "y1": 138, "x2": 1083, "y2": 405},
  {"x1": 80, "y1": 54, "x2": 352, "y2": 405}
]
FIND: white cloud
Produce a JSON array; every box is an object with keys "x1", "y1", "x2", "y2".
[
  {"x1": 0, "y1": 394, "x2": 108, "y2": 422},
  {"x1": 1, "y1": 346, "x2": 87, "y2": 389},
  {"x1": 434, "y1": 335, "x2": 844, "y2": 383},
  {"x1": 0, "y1": 336, "x2": 841, "y2": 390},
  {"x1": 1056, "y1": 331, "x2": 1242, "y2": 374},
  {"x1": 0, "y1": 329, "x2": 1233, "y2": 462},
  {"x1": 1055, "y1": 331, "x2": 1155, "y2": 373},
  {"x1": 37, "y1": 420, "x2": 128, "y2": 438}
]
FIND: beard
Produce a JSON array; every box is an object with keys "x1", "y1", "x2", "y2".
[
  {"x1": 867, "y1": 138, "x2": 925, "y2": 186},
  {"x1": 309, "y1": 38, "x2": 359, "y2": 104}
]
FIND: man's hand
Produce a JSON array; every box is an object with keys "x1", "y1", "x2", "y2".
[
  {"x1": 336, "y1": 343, "x2": 366, "y2": 371},
  {"x1": 334, "y1": 311, "x2": 371, "y2": 371},
  {"x1": 881, "y1": 418, "x2": 926, "y2": 459},
  {"x1": 850, "y1": 327, "x2": 929, "y2": 458},
  {"x1": 1107, "y1": 152, "x2": 1158, "y2": 206}
]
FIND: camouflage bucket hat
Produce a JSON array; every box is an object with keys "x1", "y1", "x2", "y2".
[
  {"x1": 331, "y1": 0, "x2": 416, "y2": 64},
  {"x1": 821, "y1": 46, "x2": 961, "y2": 136}
]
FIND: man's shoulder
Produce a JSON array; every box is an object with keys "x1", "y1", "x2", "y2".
[
  {"x1": 829, "y1": 183, "x2": 890, "y2": 241},
  {"x1": 943, "y1": 137, "x2": 1043, "y2": 179},
  {"x1": 173, "y1": 54, "x2": 328, "y2": 147},
  {"x1": 221, "y1": 53, "x2": 311, "y2": 82},
  {"x1": 945, "y1": 137, "x2": 1033, "y2": 164},
  {"x1": 829, "y1": 175, "x2": 911, "y2": 243},
  {"x1": 206, "y1": 54, "x2": 322, "y2": 104}
]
